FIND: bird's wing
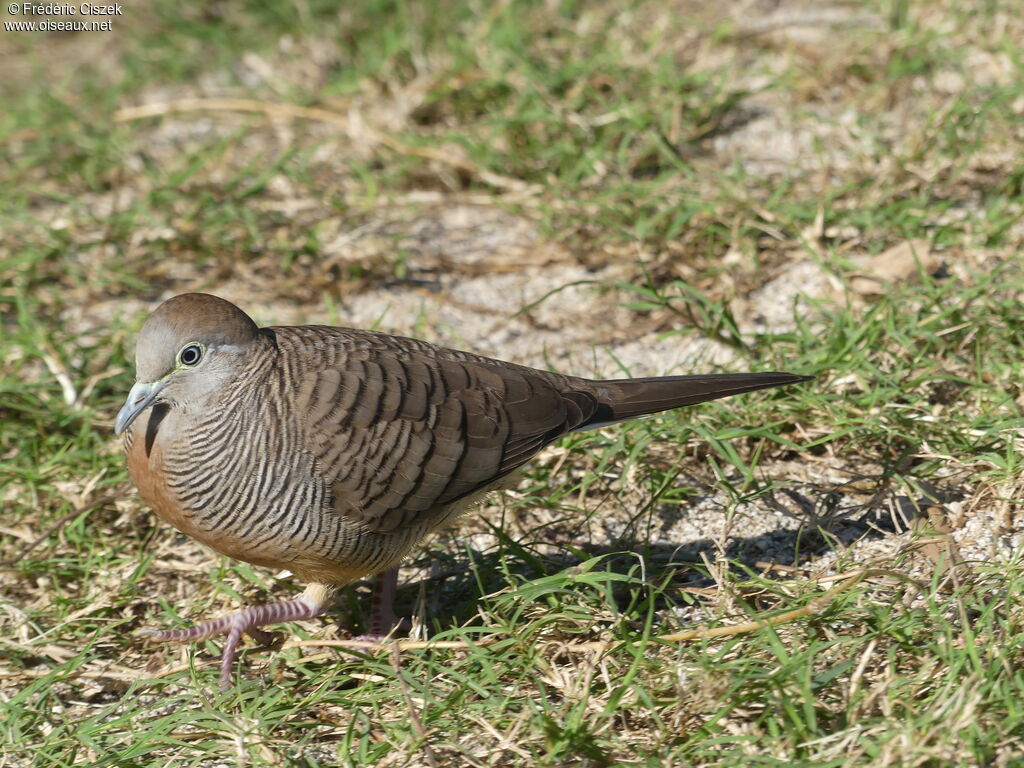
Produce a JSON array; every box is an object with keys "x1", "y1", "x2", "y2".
[{"x1": 294, "y1": 340, "x2": 599, "y2": 533}]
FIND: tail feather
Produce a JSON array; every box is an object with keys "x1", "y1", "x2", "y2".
[{"x1": 582, "y1": 372, "x2": 811, "y2": 428}]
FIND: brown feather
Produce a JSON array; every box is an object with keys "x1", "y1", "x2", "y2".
[{"x1": 121, "y1": 294, "x2": 810, "y2": 587}]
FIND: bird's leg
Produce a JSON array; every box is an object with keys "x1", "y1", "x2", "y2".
[
  {"x1": 370, "y1": 567, "x2": 399, "y2": 637},
  {"x1": 141, "y1": 583, "x2": 336, "y2": 690},
  {"x1": 358, "y1": 567, "x2": 409, "y2": 639}
]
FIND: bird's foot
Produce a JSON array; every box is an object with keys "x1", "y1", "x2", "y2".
[
  {"x1": 353, "y1": 615, "x2": 412, "y2": 643},
  {"x1": 140, "y1": 583, "x2": 335, "y2": 690}
]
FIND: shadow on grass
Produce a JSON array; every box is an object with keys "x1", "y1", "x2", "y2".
[{"x1": 326, "y1": 485, "x2": 943, "y2": 635}]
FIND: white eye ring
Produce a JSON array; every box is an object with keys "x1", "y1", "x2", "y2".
[{"x1": 178, "y1": 343, "x2": 203, "y2": 367}]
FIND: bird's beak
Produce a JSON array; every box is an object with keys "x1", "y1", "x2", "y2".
[{"x1": 114, "y1": 379, "x2": 168, "y2": 435}]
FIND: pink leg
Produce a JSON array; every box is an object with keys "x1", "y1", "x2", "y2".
[
  {"x1": 141, "y1": 583, "x2": 335, "y2": 690},
  {"x1": 367, "y1": 567, "x2": 402, "y2": 637},
  {"x1": 353, "y1": 568, "x2": 412, "y2": 640}
]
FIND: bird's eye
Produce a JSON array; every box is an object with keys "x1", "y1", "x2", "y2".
[{"x1": 179, "y1": 344, "x2": 203, "y2": 367}]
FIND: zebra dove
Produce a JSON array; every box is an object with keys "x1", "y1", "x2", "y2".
[{"x1": 115, "y1": 293, "x2": 809, "y2": 688}]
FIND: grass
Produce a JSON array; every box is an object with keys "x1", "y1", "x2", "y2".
[{"x1": 3, "y1": 0, "x2": 1024, "y2": 765}]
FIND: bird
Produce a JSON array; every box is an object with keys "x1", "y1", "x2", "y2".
[{"x1": 115, "y1": 292, "x2": 810, "y2": 688}]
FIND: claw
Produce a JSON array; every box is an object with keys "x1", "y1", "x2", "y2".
[{"x1": 140, "y1": 583, "x2": 336, "y2": 689}]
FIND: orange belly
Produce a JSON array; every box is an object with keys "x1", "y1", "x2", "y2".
[{"x1": 125, "y1": 409, "x2": 295, "y2": 571}]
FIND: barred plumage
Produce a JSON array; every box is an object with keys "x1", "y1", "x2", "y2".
[{"x1": 116, "y1": 293, "x2": 810, "y2": 688}]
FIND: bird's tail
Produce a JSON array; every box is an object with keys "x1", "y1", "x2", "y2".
[{"x1": 579, "y1": 372, "x2": 811, "y2": 430}]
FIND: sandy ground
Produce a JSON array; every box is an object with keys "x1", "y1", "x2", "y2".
[{"x1": 6, "y1": 0, "x2": 1022, "y2": 653}]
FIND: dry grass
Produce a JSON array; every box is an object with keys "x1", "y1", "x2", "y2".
[{"x1": 2, "y1": 0, "x2": 1024, "y2": 765}]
